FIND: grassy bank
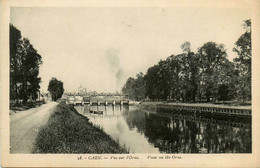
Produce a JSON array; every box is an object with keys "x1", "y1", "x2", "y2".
[{"x1": 33, "y1": 101, "x2": 127, "y2": 153}]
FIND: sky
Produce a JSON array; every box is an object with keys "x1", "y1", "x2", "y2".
[{"x1": 10, "y1": 7, "x2": 251, "y2": 93}]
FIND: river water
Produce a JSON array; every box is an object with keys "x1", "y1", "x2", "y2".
[{"x1": 74, "y1": 105, "x2": 251, "y2": 153}]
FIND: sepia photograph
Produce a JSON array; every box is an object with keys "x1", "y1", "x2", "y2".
[{"x1": 1, "y1": 0, "x2": 260, "y2": 167}]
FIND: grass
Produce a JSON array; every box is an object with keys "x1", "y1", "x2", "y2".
[{"x1": 33, "y1": 101, "x2": 128, "y2": 153}]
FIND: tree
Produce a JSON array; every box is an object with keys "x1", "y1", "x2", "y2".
[
  {"x1": 122, "y1": 73, "x2": 145, "y2": 101},
  {"x1": 10, "y1": 24, "x2": 42, "y2": 104},
  {"x1": 133, "y1": 73, "x2": 146, "y2": 100},
  {"x1": 181, "y1": 41, "x2": 191, "y2": 53},
  {"x1": 233, "y1": 20, "x2": 251, "y2": 70},
  {"x1": 10, "y1": 24, "x2": 22, "y2": 102},
  {"x1": 143, "y1": 42, "x2": 199, "y2": 102},
  {"x1": 20, "y1": 38, "x2": 42, "y2": 102},
  {"x1": 179, "y1": 42, "x2": 199, "y2": 102},
  {"x1": 197, "y1": 42, "x2": 228, "y2": 102},
  {"x1": 48, "y1": 78, "x2": 64, "y2": 101},
  {"x1": 165, "y1": 55, "x2": 183, "y2": 101},
  {"x1": 143, "y1": 60, "x2": 171, "y2": 101},
  {"x1": 218, "y1": 84, "x2": 230, "y2": 101},
  {"x1": 144, "y1": 64, "x2": 161, "y2": 100},
  {"x1": 216, "y1": 59, "x2": 238, "y2": 101},
  {"x1": 124, "y1": 30, "x2": 249, "y2": 103},
  {"x1": 233, "y1": 19, "x2": 251, "y2": 101},
  {"x1": 122, "y1": 77, "x2": 135, "y2": 99}
]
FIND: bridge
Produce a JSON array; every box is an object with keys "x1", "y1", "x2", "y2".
[
  {"x1": 87, "y1": 99, "x2": 129, "y2": 106},
  {"x1": 65, "y1": 93, "x2": 129, "y2": 106}
]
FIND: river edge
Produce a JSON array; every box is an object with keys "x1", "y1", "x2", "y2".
[
  {"x1": 32, "y1": 101, "x2": 128, "y2": 153},
  {"x1": 138, "y1": 101, "x2": 251, "y2": 119},
  {"x1": 139, "y1": 101, "x2": 251, "y2": 109}
]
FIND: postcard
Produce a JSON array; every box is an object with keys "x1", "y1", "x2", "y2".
[{"x1": 1, "y1": 0, "x2": 260, "y2": 167}]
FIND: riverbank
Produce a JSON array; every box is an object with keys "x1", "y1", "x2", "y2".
[
  {"x1": 139, "y1": 101, "x2": 251, "y2": 117},
  {"x1": 140, "y1": 101, "x2": 251, "y2": 109},
  {"x1": 33, "y1": 101, "x2": 128, "y2": 153}
]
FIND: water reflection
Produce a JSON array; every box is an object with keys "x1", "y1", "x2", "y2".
[{"x1": 75, "y1": 105, "x2": 251, "y2": 153}]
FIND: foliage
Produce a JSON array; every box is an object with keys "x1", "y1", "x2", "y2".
[
  {"x1": 197, "y1": 42, "x2": 230, "y2": 101},
  {"x1": 10, "y1": 24, "x2": 42, "y2": 103},
  {"x1": 48, "y1": 78, "x2": 64, "y2": 101},
  {"x1": 144, "y1": 49, "x2": 200, "y2": 102},
  {"x1": 122, "y1": 19, "x2": 251, "y2": 103},
  {"x1": 122, "y1": 73, "x2": 145, "y2": 101},
  {"x1": 233, "y1": 19, "x2": 251, "y2": 101}
]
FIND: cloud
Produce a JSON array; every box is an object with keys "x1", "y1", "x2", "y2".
[
  {"x1": 105, "y1": 48, "x2": 120, "y2": 71},
  {"x1": 115, "y1": 68, "x2": 124, "y2": 80}
]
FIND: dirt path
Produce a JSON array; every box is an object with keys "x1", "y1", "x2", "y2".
[{"x1": 10, "y1": 101, "x2": 57, "y2": 153}]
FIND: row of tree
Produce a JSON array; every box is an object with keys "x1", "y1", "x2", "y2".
[
  {"x1": 10, "y1": 24, "x2": 42, "y2": 104},
  {"x1": 122, "y1": 20, "x2": 251, "y2": 102},
  {"x1": 10, "y1": 25, "x2": 66, "y2": 103}
]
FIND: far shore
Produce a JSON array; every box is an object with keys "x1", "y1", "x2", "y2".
[{"x1": 138, "y1": 101, "x2": 251, "y2": 110}]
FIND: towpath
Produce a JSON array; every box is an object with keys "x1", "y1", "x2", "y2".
[{"x1": 10, "y1": 101, "x2": 57, "y2": 153}]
